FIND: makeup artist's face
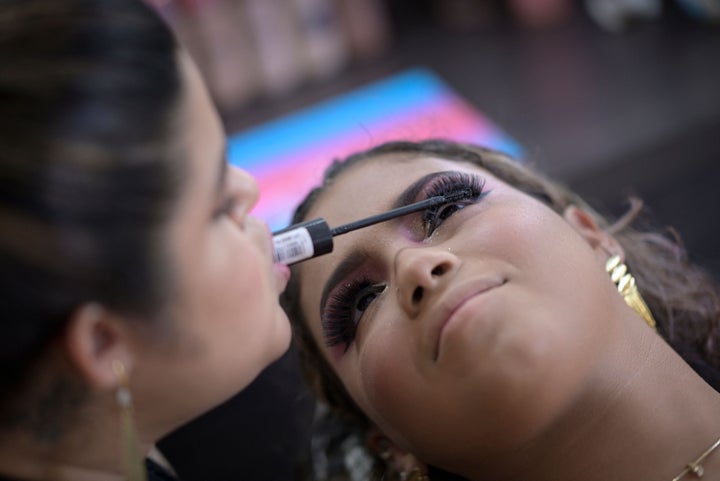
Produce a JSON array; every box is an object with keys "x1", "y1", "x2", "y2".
[
  {"x1": 297, "y1": 155, "x2": 624, "y2": 470},
  {"x1": 130, "y1": 52, "x2": 291, "y2": 437}
]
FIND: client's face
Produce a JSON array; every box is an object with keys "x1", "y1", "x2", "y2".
[{"x1": 297, "y1": 155, "x2": 624, "y2": 470}]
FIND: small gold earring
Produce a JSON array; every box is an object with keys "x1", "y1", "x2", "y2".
[
  {"x1": 113, "y1": 361, "x2": 148, "y2": 481},
  {"x1": 605, "y1": 255, "x2": 656, "y2": 330},
  {"x1": 401, "y1": 468, "x2": 431, "y2": 481}
]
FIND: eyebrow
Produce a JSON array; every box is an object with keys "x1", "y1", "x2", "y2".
[{"x1": 319, "y1": 170, "x2": 454, "y2": 311}]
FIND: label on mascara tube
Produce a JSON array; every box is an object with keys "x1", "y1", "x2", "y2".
[{"x1": 273, "y1": 228, "x2": 314, "y2": 264}]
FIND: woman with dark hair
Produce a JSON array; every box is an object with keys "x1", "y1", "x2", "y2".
[
  {"x1": 282, "y1": 139, "x2": 720, "y2": 481},
  {"x1": 0, "y1": 0, "x2": 291, "y2": 479}
]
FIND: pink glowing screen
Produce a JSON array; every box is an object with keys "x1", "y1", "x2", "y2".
[{"x1": 228, "y1": 68, "x2": 522, "y2": 231}]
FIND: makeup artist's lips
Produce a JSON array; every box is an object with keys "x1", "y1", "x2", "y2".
[
  {"x1": 263, "y1": 221, "x2": 291, "y2": 292},
  {"x1": 274, "y1": 262, "x2": 291, "y2": 292},
  {"x1": 429, "y1": 277, "x2": 505, "y2": 361}
]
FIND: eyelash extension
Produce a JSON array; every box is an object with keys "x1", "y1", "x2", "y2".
[
  {"x1": 420, "y1": 172, "x2": 486, "y2": 236},
  {"x1": 322, "y1": 279, "x2": 385, "y2": 352}
]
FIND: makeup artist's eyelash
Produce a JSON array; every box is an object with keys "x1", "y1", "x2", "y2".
[
  {"x1": 321, "y1": 172, "x2": 487, "y2": 352},
  {"x1": 420, "y1": 172, "x2": 486, "y2": 237},
  {"x1": 323, "y1": 280, "x2": 386, "y2": 352}
]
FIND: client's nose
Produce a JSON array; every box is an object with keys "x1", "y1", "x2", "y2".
[{"x1": 395, "y1": 247, "x2": 459, "y2": 316}]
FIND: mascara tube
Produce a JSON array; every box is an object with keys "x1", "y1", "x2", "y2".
[
  {"x1": 272, "y1": 188, "x2": 475, "y2": 266},
  {"x1": 272, "y1": 218, "x2": 333, "y2": 265}
]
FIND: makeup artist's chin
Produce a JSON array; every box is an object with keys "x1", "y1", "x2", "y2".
[
  {"x1": 267, "y1": 262, "x2": 292, "y2": 355},
  {"x1": 257, "y1": 218, "x2": 291, "y2": 293},
  {"x1": 268, "y1": 308, "x2": 293, "y2": 360}
]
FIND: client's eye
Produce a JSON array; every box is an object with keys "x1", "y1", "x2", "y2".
[
  {"x1": 421, "y1": 172, "x2": 487, "y2": 236},
  {"x1": 322, "y1": 280, "x2": 386, "y2": 353},
  {"x1": 423, "y1": 203, "x2": 464, "y2": 236}
]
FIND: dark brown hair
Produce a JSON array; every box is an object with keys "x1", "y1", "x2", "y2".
[
  {"x1": 0, "y1": 0, "x2": 182, "y2": 423},
  {"x1": 281, "y1": 139, "x2": 720, "y2": 477}
]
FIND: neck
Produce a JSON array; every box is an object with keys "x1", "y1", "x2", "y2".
[{"x1": 464, "y1": 317, "x2": 720, "y2": 481}]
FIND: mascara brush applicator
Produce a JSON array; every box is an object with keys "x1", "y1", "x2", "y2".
[{"x1": 272, "y1": 188, "x2": 473, "y2": 265}]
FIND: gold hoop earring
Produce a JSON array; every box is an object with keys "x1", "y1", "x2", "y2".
[
  {"x1": 113, "y1": 361, "x2": 148, "y2": 481},
  {"x1": 605, "y1": 255, "x2": 656, "y2": 330}
]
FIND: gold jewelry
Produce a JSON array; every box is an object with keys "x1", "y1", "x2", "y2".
[
  {"x1": 672, "y1": 436, "x2": 720, "y2": 480},
  {"x1": 113, "y1": 361, "x2": 148, "y2": 481},
  {"x1": 605, "y1": 255, "x2": 656, "y2": 330},
  {"x1": 400, "y1": 468, "x2": 430, "y2": 481}
]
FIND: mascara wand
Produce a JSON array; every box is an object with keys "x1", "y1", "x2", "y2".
[{"x1": 272, "y1": 188, "x2": 472, "y2": 265}]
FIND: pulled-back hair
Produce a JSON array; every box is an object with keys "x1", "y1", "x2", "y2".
[
  {"x1": 0, "y1": 0, "x2": 182, "y2": 410},
  {"x1": 281, "y1": 140, "x2": 720, "y2": 475}
]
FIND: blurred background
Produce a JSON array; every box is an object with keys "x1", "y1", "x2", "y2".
[
  {"x1": 150, "y1": 0, "x2": 720, "y2": 276},
  {"x1": 148, "y1": 1, "x2": 720, "y2": 479}
]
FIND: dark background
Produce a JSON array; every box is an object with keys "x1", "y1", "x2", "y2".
[{"x1": 159, "y1": 1, "x2": 720, "y2": 479}]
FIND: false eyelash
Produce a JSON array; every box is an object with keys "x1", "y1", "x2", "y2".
[
  {"x1": 420, "y1": 171, "x2": 486, "y2": 206},
  {"x1": 420, "y1": 172, "x2": 486, "y2": 234},
  {"x1": 322, "y1": 279, "x2": 384, "y2": 352}
]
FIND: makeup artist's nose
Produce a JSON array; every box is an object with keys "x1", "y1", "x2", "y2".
[
  {"x1": 395, "y1": 246, "x2": 459, "y2": 317},
  {"x1": 228, "y1": 166, "x2": 259, "y2": 221}
]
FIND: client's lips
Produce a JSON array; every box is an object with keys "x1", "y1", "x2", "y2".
[{"x1": 429, "y1": 277, "x2": 504, "y2": 360}]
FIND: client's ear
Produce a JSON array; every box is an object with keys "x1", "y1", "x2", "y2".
[
  {"x1": 367, "y1": 427, "x2": 428, "y2": 478},
  {"x1": 563, "y1": 205, "x2": 625, "y2": 260}
]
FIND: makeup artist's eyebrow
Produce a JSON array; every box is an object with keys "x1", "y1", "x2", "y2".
[
  {"x1": 320, "y1": 250, "x2": 370, "y2": 315},
  {"x1": 391, "y1": 171, "x2": 457, "y2": 209}
]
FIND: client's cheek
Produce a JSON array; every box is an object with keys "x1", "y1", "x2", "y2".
[{"x1": 358, "y1": 336, "x2": 421, "y2": 433}]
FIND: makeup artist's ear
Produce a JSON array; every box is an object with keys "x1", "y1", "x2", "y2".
[
  {"x1": 367, "y1": 427, "x2": 428, "y2": 477},
  {"x1": 62, "y1": 303, "x2": 134, "y2": 390},
  {"x1": 563, "y1": 205, "x2": 625, "y2": 260}
]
